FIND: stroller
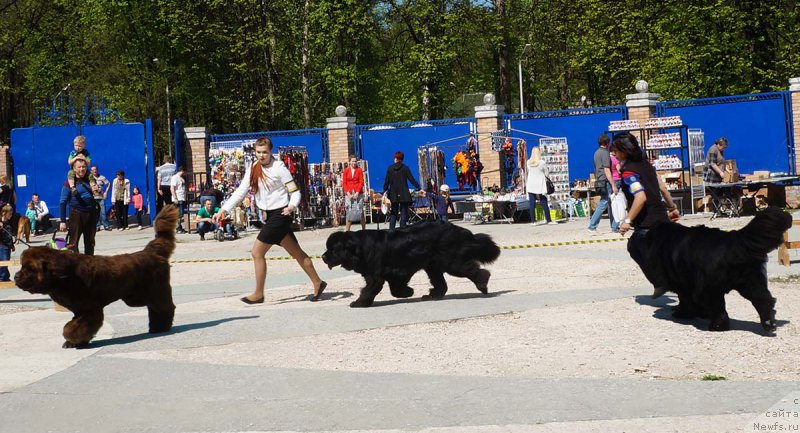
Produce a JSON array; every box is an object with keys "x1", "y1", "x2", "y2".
[{"x1": 213, "y1": 216, "x2": 239, "y2": 242}]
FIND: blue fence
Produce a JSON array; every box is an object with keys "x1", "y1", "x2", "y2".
[
  {"x1": 10, "y1": 122, "x2": 154, "y2": 219},
  {"x1": 657, "y1": 91, "x2": 795, "y2": 175},
  {"x1": 504, "y1": 106, "x2": 628, "y2": 182},
  {"x1": 210, "y1": 128, "x2": 329, "y2": 163},
  {"x1": 355, "y1": 118, "x2": 477, "y2": 193}
]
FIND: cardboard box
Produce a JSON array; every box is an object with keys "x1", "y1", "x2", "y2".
[
  {"x1": 722, "y1": 159, "x2": 738, "y2": 183},
  {"x1": 742, "y1": 184, "x2": 786, "y2": 208},
  {"x1": 590, "y1": 195, "x2": 601, "y2": 212}
]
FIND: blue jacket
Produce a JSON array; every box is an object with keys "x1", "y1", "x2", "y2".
[{"x1": 59, "y1": 179, "x2": 96, "y2": 222}]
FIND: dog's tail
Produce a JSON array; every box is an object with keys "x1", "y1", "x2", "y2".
[
  {"x1": 469, "y1": 233, "x2": 501, "y2": 264},
  {"x1": 739, "y1": 207, "x2": 793, "y2": 257},
  {"x1": 145, "y1": 204, "x2": 179, "y2": 259}
]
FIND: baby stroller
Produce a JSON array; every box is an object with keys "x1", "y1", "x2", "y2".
[{"x1": 213, "y1": 216, "x2": 239, "y2": 242}]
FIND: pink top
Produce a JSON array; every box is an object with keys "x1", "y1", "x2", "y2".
[
  {"x1": 610, "y1": 155, "x2": 622, "y2": 181},
  {"x1": 131, "y1": 193, "x2": 143, "y2": 210}
]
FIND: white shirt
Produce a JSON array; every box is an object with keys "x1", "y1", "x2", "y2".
[
  {"x1": 171, "y1": 173, "x2": 186, "y2": 201},
  {"x1": 157, "y1": 163, "x2": 176, "y2": 186},
  {"x1": 222, "y1": 160, "x2": 300, "y2": 213},
  {"x1": 34, "y1": 200, "x2": 49, "y2": 216},
  {"x1": 526, "y1": 160, "x2": 549, "y2": 195}
]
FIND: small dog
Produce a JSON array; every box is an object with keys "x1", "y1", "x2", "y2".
[
  {"x1": 322, "y1": 221, "x2": 501, "y2": 307},
  {"x1": 16, "y1": 215, "x2": 31, "y2": 245},
  {"x1": 14, "y1": 205, "x2": 179, "y2": 348}
]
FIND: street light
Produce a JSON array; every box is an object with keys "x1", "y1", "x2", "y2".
[
  {"x1": 153, "y1": 58, "x2": 172, "y2": 157},
  {"x1": 518, "y1": 43, "x2": 532, "y2": 114}
]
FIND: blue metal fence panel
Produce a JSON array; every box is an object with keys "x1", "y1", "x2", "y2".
[
  {"x1": 210, "y1": 129, "x2": 328, "y2": 163},
  {"x1": 173, "y1": 119, "x2": 186, "y2": 169},
  {"x1": 657, "y1": 92, "x2": 793, "y2": 175},
  {"x1": 10, "y1": 123, "x2": 149, "y2": 219},
  {"x1": 355, "y1": 118, "x2": 476, "y2": 193},
  {"x1": 505, "y1": 106, "x2": 628, "y2": 182}
]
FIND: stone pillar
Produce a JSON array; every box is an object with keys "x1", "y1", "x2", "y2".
[
  {"x1": 326, "y1": 105, "x2": 356, "y2": 164},
  {"x1": 790, "y1": 77, "x2": 800, "y2": 175},
  {"x1": 625, "y1": 80, "x2": 659, "y2": 139},
  {"x1": 474, "y1": 93, "x2": 505, "y2": 189},
  {"x1": 0, "y1": 144, "x2": 10, "y2": 182},
  {"x1": 184, "y1": 127, "x2": 209, "y2": 178}
]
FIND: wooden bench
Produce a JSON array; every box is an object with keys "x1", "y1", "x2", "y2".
[{"x1": 778, "y1": 220, "x2": 800, "y2": 266}]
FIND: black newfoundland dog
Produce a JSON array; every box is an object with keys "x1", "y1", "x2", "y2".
[
  {"x1": 14, "y1": 205, "x2": 179, "y2": 348},
  {"x1": 645, "y1": 207, "x2": 793, "y2": 332},
  {"x1": 322, "y1": 221, "x2": 501, "y2": 307}
]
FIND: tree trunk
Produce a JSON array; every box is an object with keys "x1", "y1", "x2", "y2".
[
  {"x1": 494, "y1": 0, "x2": 511, "y2": 110},
  {"x1": 301, "y1": 0, "x2": 312, "y2": 128}
]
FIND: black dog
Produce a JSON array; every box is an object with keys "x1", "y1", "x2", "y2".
[
  {"x1": 645, "y1": 207, "x2": 793, "y2": 332},
  {"x1": 322, "y1": 221, "x2": 501, "y2": 307}
]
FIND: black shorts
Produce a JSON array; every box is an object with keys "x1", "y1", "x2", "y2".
[{"x1": 256, "y1": 207, "x2": 295, "y2": 245}]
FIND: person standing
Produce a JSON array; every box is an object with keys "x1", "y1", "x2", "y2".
[
  {"x1": 343, "y1": 155, "x2": 367, "y2": 231},
  {"x1": 383, "y1": 151, "x2": 421, "y2": 229},
  {"x1": 703, "y1": 137, "x2": 731, "y2": 212},
  {"x1": 212, "y1": 137, "x2": 326, "y2": 303},
  {"x1": 58, "y1": 159, "x2": 99, "y2": 255},
  {"x1": 587, "y1": 134, "x2": 619, "y2": 233},
  {"x1": 90, "y1": 165, "x2": 111, "y2": 231},
  {"x1": 111, "y1": 170, "x2": 131, "y2": 230},
  {"x1": 613, "y1": 132, "x2": 680, "y2": 299},
  {"x1": 32, "y1": 193, "x2": 52, "y2": 234},
  {"x1": 0, "y1": 175, "x2": 16, "y2": 209},
  {"x1": 131, "y1": 186, "x2": 145, "y2": 229},
  {"x1": 155, "y1": 155, "x2": 176, "y2": 214},
  {"x1": 170, "y1": 166, "x2": 188, "y2": 233},
  {"x1": 526, "y1": 147, "x2": 556, "y2": 225}
]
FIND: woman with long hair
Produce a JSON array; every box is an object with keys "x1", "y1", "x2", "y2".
[
  {"x1": 526, "y1": 147, "x2": 555, "y2": 225},
  {"x1": 213, "y1": 137, "x2": 327, "y2": 303}
]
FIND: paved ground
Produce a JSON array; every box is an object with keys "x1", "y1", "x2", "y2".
[{"x1": 1, "y1": 212, "x2": 799, "y2": 433}]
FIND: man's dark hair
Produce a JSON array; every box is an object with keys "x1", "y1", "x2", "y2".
[
  {"x1": 611, "y1": 132, "x2": 643, "y2": 162},
  {"x1": 394, "y1": 151, "x2": 404, "y2": 162},
  {"x1": 116, "y1": 169, "x2": 125, "y2": 177},
  {"x1": 715, "y1": 137, "x2": 729, "y2": 148},
  {"x1": 598, "y1": 134, "x2": 610, "y2": 147}
]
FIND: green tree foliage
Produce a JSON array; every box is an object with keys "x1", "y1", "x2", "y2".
[{"x1": 1, "y1": 0, "x2": 799, "y2": 150}]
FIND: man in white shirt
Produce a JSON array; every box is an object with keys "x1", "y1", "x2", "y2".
[
  {"x1": 31, "y1": 193, "x2": 53, "y2": 234},
  {"x1": 170, "y1": 166, "x2": 187, "y2": 233},
  {"x1": 156, "y1": 156, "x2": 176, "y2": 214}
]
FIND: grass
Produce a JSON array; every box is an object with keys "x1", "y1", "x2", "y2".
[{"x1": 701, "y1": 374, "x2": 727, "y2": 381}]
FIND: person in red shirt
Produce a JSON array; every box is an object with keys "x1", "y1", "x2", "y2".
[{"x1": 342, "y1": 154, "x2": 367, "y2": 231}]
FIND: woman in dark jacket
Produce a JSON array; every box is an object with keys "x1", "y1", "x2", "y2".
[{"x1": 383, "y1": 151, "x2": 421, "y2": 229}]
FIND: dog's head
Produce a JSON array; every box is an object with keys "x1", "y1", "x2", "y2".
[
  {"x1": 14, "y1": 247, "x2": 75, "y2": 294},
  {"x1": 321, "y1": 231, "x2": 360, "y2": 270}
]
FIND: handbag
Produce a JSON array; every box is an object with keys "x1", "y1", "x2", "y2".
[
  {"x1": 545, "y1": 176, "x2": 555, "y2": 195},
  {"x1": 346, "y1": 201, "x2": 363, "y2": 222},
  {"x1": 610, "y1": 191, "x2": 628, "y2": 223}
]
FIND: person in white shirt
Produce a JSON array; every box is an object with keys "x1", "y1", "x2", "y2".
[
  {"x1": 170, "y1": 166, "x2": 187, "y2": 233},
  {"x1": 155, "y1": 156, "x2": 176, "y2": 214},
  {"x1": 32, "y1": 193, "x2": 53, "y2": 234},
  {"x1": 213, "y1": 137, "x2": 326, "y2": 304}
]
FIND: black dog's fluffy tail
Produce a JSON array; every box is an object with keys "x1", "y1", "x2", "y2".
[
  {"x1": 144, "y1": 205, "x2": 179, "y2": 259},
  {"x1": 739, "y1": 207, "x2": 793, "y2": 257},
  {"x1": 469, "y1": 233, "x2": 501, "y2": 264}
]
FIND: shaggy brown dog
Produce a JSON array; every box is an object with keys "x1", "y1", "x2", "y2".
[
  {"x1": 14, "y1": 205, "x2": 179, "y2": 348},
  {"x1": 16, "y1": 215, "x2": 31, "y2": 245}
]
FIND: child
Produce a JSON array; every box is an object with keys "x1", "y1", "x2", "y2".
[
  {"x1": 25, "y1": 201, "x2": 37, "y2": 235},
  {"x1": 131, "y1": 186, "x2": 144, "y2": 230},
  {"x1": 423, "y1": 184, "x2": 453, "y2": 223},
  {"x1": 0, "y1": 204, "x2": 15, "y2": 282},
  {"x1": 67, "y1": 135, "x2": 97, "y2": 194}
]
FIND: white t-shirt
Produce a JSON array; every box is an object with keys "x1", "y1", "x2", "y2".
[
  {"x1": 170, "y1": 173, "x2": 186, "y2": 201},
  {"x1": 223, "y1": 160, "x2": 300, "y2": 213}
]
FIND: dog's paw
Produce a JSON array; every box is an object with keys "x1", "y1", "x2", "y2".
[
  {"x1": 391, "y1": 287, "x2": 414, "y2": 298},
  {"x1": 62, "y1": 340, "x2": 90, "y2": 349},
  {"x1": 421, "y1": 292, "x2": 445, "y2": 301},
  {"x1": 708, "y1": 317, "x2": 731, "y2": 332},
  {"x1": 762, "y1": 310, "x2": 778, "y2": 332},
  {"x1": 474, "y1": 269, "x2": 490, "y2": 294},
  {"x1": 349, "y1": 299, "x2": 373, "y2": 308}
]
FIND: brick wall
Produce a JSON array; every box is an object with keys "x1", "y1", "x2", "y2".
[
  {"x1": 0, "y1": 145, "x2": 10, "y2": 182},
  {"x1": 328, "y1": 128, "x2": 354, "y2": 164},
  {"x1": 476, "y1": 117, "x2": 502, "y2": 188}
]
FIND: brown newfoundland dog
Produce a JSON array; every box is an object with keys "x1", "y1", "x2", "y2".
[
  {"x1": 14, "y1": 205, "x2": 179, "y2": 348},
  {"x1": 321, "y1": 221, "x2": 501, "y2": 308},
  {"x1": 644, "y1": 207, "x2": 793, "y2": 333}
]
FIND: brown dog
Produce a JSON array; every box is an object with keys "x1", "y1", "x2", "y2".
[
  {"x1": 14, "y1": 205, "x2": 179, "y2": 348},
  {"x1": 16, "y1": 215, "x2": 30, "y2": 245}
]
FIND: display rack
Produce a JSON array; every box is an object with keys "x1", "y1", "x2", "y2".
[
  {"x1": 607, "y1": 116, "x2": 696, "y2": 214},
  {"x1": 307, "y1": 160, "x2": 372, "y2": 228},
  {"x1": 539, "y1": 137, "x2": 570, "y2": 202}
]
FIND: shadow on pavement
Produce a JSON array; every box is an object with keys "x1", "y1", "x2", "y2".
[
  {"x1": 88, "y1": 315, "x2": 259, "y2": 348},
  {"x1": 370, "y1": 289, "x2": 515, "y2": 307}
]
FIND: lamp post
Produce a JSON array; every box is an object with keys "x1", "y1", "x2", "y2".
[
  {"x1": 518, "y1": 43, "x2": 531, "y2": 114},
  {"x1": 153, "y1": 58, "x2": 172, "y2": 157}
]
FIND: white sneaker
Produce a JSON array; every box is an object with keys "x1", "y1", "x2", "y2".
[{"x1": 547, "y1": 221, "x2": 559, "y2": 225}]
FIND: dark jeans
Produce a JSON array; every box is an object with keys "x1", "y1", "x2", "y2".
[
  {"x1": 176, "y1": 200, "x2": 186, "y2": 230},
  {"x1": 528, "y1": 192, "x2": 551, "y2": 222},
  {"x1": 196, "y1": 221, "x2": 217, "y2": 235},
  {"x1": 135, "y1": 209, "x2": 144, "y2": 227},
  {"x1": 388, "y1": 201, "x2": 410, "y2": 229},
  {"x1": 68, "y1": 208, "x2": 98, "y2": 255},
  {"x1": 36, "y1": 214, "x2": 53, "y2": 234},
  {"x1": 115, "y1": 200, "x2": 129, "y2": 229},
  {"x1": 626, "y1": 228, "x2": 665, "y2": 290},
  {"x1": 0, "y1": 245, "x2": 10, "y2": 281},
  {"x1": 156, "y1": 185, "x2": 173, "y2": 214}
]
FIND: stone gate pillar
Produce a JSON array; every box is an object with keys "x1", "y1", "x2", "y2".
[
  {"x1": 625, "y1": 80, "x2": 659, "y2": 142},
  {"x1": 184, "y1": 127, "x2": 210, "y2": 179},
  {"x1": 326, "y1": 105, "x2": 356, "y2": 164},
  {"x1": 474, "y1": 94, "x2": 505, "y2": 189}
]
